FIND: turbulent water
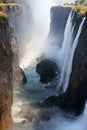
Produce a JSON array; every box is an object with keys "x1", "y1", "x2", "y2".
[{"x1": 11, "y1": 1, "x2": 87, "y2": 130}]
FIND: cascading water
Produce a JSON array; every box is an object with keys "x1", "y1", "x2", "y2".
[
  {"x1": 58, "y1": 13, "x2": 85, "y2": 93},
  {"x1": 57, "y1": 11, "x2": 73, "y2": 91},
  {"x1": 12, "y1": 0, "x2": 58, "y2": 124},
  {"x1": 63, "y1": 17, "x2": 86, "y2": 92},
  {"x1": 61, "y1": 11, "x2": 73, "y2": 58}
]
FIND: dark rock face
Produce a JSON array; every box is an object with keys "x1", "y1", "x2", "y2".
[
  {"x1": 0, "y1": 13, "x2": 12, "y2": 130},
  {"x1": 19, "y1": 68, "x2": 27, "y2": 85},
  {"x1": 64, "y1": 14, "x2": 87, "y2": 115},
  {"x1": 40, "y1": 9, "x2": 87, "y2": 116},
  {"x1": 48, "y1": 6, "x2": 71, "y2": 46},
  {"x1": 36, "y1": 59, "x2": 58, "y2": 83}
]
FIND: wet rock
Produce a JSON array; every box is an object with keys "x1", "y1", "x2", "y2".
[
  {"x1": 36, "y1": 59, "x2": 58, "y2": 83},
  {"x1": 40, "y1": 9, "x2": 87, "y2": 116},
  {"x1": 64, "y1": 14, "x2": 87, "y2": 115},
  {"x1": 20, "y1": 68, "x2": 27, "y2": 85}
]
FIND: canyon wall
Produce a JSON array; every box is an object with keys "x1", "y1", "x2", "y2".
[
  {"x1": 48, "y1": 6, "x2": 71, "y2": 46},
  {"x1": 0, "y1": 12, "x2": 12, "y2": 130},
  {"x1": 65, "y1": 11, "x2": 87, "y2": 115},
  {"x1": 42, "y1": 6, "x2": 87, "y2": 115},
  {"x1": 0, "y1": 6, "x2": 27, "y2": 130}
]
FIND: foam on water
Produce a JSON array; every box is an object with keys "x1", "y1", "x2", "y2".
[{"x1": 11, "y1": 102, "x2": 87, "y2": 130}]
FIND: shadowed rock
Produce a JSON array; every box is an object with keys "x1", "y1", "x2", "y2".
[
  {"x1": 36, "y1": 59, "x2": 58, "y2": 83},
  {"x1": 39, "y1": 9, "x2": 87, "y2": 116}
]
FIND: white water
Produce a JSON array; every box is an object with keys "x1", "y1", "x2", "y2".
[
  {"x1": 57, "y1": 11, "x2": 73, "y2": 91},
  {"x1": 58, "y1": 13, "x2": 85, "y2": 92},
  {"x1": 11, "y1": 101, "x2": 87, "y2": 130},
  {"x1": 63, "y1": 17, "x2": 86, "y2": 91},
  {"x1": 61, "y1": 11, "x2": 73, "y2": 58}
]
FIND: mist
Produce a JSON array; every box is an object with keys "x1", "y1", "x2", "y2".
[
  {"x1": 10, "y1": 0, "x2": 87, "y2": 130},
  {"x1": 19, "y1": 0, "x2": 61, "y2": 70}
]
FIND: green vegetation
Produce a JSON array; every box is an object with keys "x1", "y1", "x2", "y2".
[
  {"x1": 64, "y1": 0, "x2": 87, "y2": 6},
  {"x1": 74, "y1": 0, "x2": 87, "y2": 5},
  {"x1": 0, "y1": 0, "x2": 25, "y2": 4},
  {"x1": 0, "y1": 0, "x2": 21, "y2": 3},
  {"x1": 64, "y1": 0, "x2": 87, "y2": 16},
  {"x1": 72, "y1": 0, "x2": 87, "y2": 16},
  {"x1": 0, "y1": 0, "x2": 14, "y2": 3},
  {"x1": 72, "y1": 5, "x2": 87, "y2": 16}
]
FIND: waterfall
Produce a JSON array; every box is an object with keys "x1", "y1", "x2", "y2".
[
  {"x1": 11, "y1": 2, "x2": 87, "y2": 129},
  {"x1": 61, "y1": 11, "x2": 73, "y2": 58},
  {"x1": 57, "y1": 11, "x2": 73, "y2": 91},
  {"x1": 63, "y1": 17, "x2": 86, "y2": 92},
  {"x1": 58, "y1": 12, "x2": 85, "y2": 92}
]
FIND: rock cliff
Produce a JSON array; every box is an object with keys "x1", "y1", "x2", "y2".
[
  {"x1": 0, "y1": 12, "x2": 12, "y2": 130},
  {"x1": 65, "y1": 11, "x2": 87, "y2": 115},
  {"x1": 10, "y1": 26, "x2": 27, "y2": 87},
  {"x1": 48, "y1": 6, "x2": 71, "y2": 46},
  {"x1": 0, "y1": 7, "x2": 27, "y2": 130},
  {"x1": 41, "y1": 6, "x2": 87, "y2": 115}
]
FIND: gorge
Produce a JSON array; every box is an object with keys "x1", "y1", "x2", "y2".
[
  {"x1": 0, "y1": 1, "x2": 87, "y2": 130},
  {"x1": 12, "y1": 3, "x2": 87, "y2": 130}
]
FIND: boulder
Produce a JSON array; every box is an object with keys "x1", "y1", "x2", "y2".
[{"x1": 36, "y1": 59, "x2": 58, "y2": 83}]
